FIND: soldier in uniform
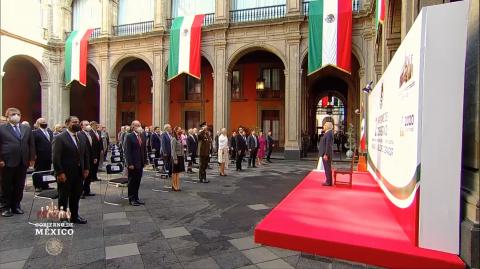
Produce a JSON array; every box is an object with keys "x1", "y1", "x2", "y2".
[{"x1": 197, "y1": 122, "x2": 212, "y2": 183}]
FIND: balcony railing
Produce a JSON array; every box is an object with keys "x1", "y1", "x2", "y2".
[
  {"x1": 302, "y1": 0, "x2": 361, "y2": 16},
  {"x1": 113, "y1": 21, "x2": 154, "y2": 36},
  {"x1": 166, "y1": 13, "x2": 215, "y2": 30},
  {"x1": 257, "y1": 89, "x2": 283, "y2": 99},
  {"x1": 65, "y1": 27, "x2": 101, "y2": 40},
  {"x1": 230, "y1": 5, "x2": 286, "y2": 23}
]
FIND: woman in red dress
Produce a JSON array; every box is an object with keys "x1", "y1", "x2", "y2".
[{"x1": 257, "y1": 131, "x2": 267, "y2": 166}]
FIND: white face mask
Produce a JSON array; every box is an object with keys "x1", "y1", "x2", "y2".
[
  {"x1": 136, "y1": 127, "x2": 143, "y2": 133},
  {"x1": 85, "y1": 125, "x2": 92, "y2": 132},
  {"x1": 10, "y1": 114, "x2": 21, "y2": 124}
]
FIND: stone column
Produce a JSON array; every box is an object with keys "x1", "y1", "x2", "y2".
[
  {"x1": 286, "y1": 0, "x2": 301, "y2": 16},
  {"x1": 46, "y1": 52, "x2": 66, "y2": 127},
  {"x1": 213, "y1": 45, "x2": 229, "y2": 133},
  {"x1": 51, "y1": 0, "x2": 65, "y2": 40},
  {"x1": 152, "y1": 51, "x2": 166, "y2": 127},
  {"x1": 284, "y1": 41, "x2": 301, "y2": 160},
  {"x1": 100, "y1": 0, "x2": 112, "y2": 36},
  {"x1": 154, "y1": 0, "x2": 167, "y2": 30},
  {"x1": 215, "y1": 0, "x2": 230, "y2": 24},
  {"x1": 106, "y1": 79, "x2": 118, "y2": 139},
  {"x1": 99, "y1": 54, "x2": 112, "y2": 133}
]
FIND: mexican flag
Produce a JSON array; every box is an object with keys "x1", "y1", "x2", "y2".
[
  {"x1": 168, "y1": 14, "x2": 205, "y2": 81},
  {"x1": 308, "y1": 0, "x2": 352, "y2": 75},
  {"x1": 65, "y1": 29, "x2": 94, "y2": 86},
  {"x1": 360, "y1": 118, "x2": 366, "y2": 152},
  {"x1": 376, "y1": 0, "x2": 386, "y2": 30}
]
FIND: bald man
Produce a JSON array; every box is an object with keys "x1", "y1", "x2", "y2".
[
  {"x1": 32, "y1": 118, "x2": 54, "y2": 191},
  {"x1": 318, "y1": 122, "x2": 334, "y2": 186},
  {"x1": 124, "y1": 120, "x2": 147, "y2": 206}
]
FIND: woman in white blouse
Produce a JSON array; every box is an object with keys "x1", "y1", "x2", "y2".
[{"x1": 218, "y1": 128, "x2": 229, "y2": 176}]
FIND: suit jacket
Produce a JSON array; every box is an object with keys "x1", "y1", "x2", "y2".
[
  {"x1": 151, "y1": 133, "x2": 161, "y2": 152},
  {"x1": 266, "y1": 135, "x2": 274, "y2": 151},
  {"x1": 197, "y1": 130, "x2": 212, "y2": 157},
  {"x1": 33, "y1": 128, "x2": 53, "y2": 163},
  {"x1": 247, "y1": 135, "x2": 259, "y2": 151},
  {"x1": 88, "y1": 130, "x2": 103, "y2": 160},
  {"x1": 186, "y1": 135, "x2": 197, "y2": 155},
  {"x1": 52, "y1": 130, "x2": 90, "y2": 176},
  {"x1": 318, "y1": 130, "x2": 334, "y2": 158},
  {"x1": 236, "y1": 135, "x2": 247, "y2": 154},
  {"x1": 124, "y1": 132, "x2": 147, "y2": 169},
  {"x1": 78, "y1": 131, "x2": 93, "y2": 161},
  {"x1": 160, "y1": 132, "x2": 172, "y2": 156},
  {"x1": 230, "y1": 135, "x2": 237, "y2": 150},
  {"x1": 0, "y1": 123, "x2": 35, "y2": 167}
]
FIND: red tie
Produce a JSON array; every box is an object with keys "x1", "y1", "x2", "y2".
[{"x1": 137, "y1": 134, "x2": 142, "y2": 145}]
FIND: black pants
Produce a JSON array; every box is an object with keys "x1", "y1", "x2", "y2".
[
  {"x1": 322, "y1": 159, "x2": 333, "y2": 184},
  {"x1": 163, "y1": 155, "x2": 172, "y2": 176},
  {"x1": 266, "y1": 148, "x2": 272, "y2": 161},
  {"x1": 128, "y1": 167, "x2": 143, "y2": 201},
  {"x1": 199, "y1": 156, "x2": 209, "y2": 180},
  {"x1": 236, "y1": 152, "x2": 244, "y2": 170},
  {"x1": 231, "y1": 149, "x2": 237, "y2": 161},
  {"x1": 187, "y1": 154, "x2": 193, "y2": 171},
  {"x1": 248, "y1": 149, "x2": 257, "y2": 167},
  {"x1": 58, "y1": 167, "x2": 83, "y2": 220},
  {"x1": 34, "y1": 158, "x2": 51, "y2": 189},
  {"x1": 83, "y1": 159, "x2": 98, "y2": 195},
  {"x1": 1, "y1": 165, "x2": 27, "y2": 210}
]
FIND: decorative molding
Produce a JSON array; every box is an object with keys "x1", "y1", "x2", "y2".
[{"x1": 0, "y1": 29, "x2": 50, "y2": 49}]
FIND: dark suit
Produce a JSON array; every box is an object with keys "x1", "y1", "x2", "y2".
[
  {"x1": 318, "y1": 130, "x2": 334, "y2": 184},
  {"x1": 247, "y1": 135, "x2": 259, "y2": 167},
  {"x1": 52, "y1": 131, "x2": 89, "y2": 220},
  {"x1": 33, "y1": 128, "x2": 53, "y2": 189},
  {"x1": 235, "y1": 135, "x2": 247, "y2": 170},
  {"x1": 88, "y1": 130, "x2": 103, "y2": 180},
  {"x1": 78, "y1": 131, "x2": 93, "y2": 195},
  {"x1": 0, "y1": 123, "x2": 35, "y2": 210},
  {"x1": 230, "y1": 135, "x2": 237, "y2": 160},
  {"x1": 186, "y1": 135, "x2": 197, "y2": 171},
  {"x1": 266, "y1": 135, "x2": 274, "y2": 161},
  {"x1": 197, "y1": 130, "x2": 212, "y2": 181},
  {"x1": 124, "y1": 132, "x2": 146, "y2": 201},
  {"x1": 160, "y1": 132, "x2": 172, "y2": 176},
  {"x1": 151, "y1": 133, "x2": 161, "y2": 158}
]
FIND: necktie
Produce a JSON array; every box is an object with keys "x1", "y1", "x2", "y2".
[
  {"x1": 44, "y1": 130, "x2": 50, "y2": 141},
  {"x1": 137, "y1": 134, "x2": 142, "y2": 145},
  {"x1": 13, "y1": 125, "x2": 21, "y2": 139},
  {"x1": 73, "y1": 133, "x2": 79, "y2": 148}
]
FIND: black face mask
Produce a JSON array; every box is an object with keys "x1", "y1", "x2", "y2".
[
  {"x1": 40, "y1": 123, "x2": 48, "y2": 129},
  {"x1": 71, "y1": 124, "x2": 81, "y2": 132}
]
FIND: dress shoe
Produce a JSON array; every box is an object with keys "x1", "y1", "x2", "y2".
[
  {"x1": 80, "y1": 195, "x2": 85, "y2": 199},
  {"x1": 252, "y1": 166, "x2": 257, "y2": 168},
  {"x1": 35, "y1": 187, "x2": 43, "y2": 192},
  {"x1": 1, "y1": 209, "x2": 13, "y2": 217},
  {"x1": 85, "y1": 193, "x2": 96, "y2": 197},
  {"x1": 322, "y1": 182, "x2": 332, "y2": 186},
  {"x1": 129, "y1": 200, "x2": 141, "y2": 206},
  {"x1": 71, "y1": 216, "x2": 87, "y2": 224},
  {"x1": 12, "y1": 207, "x2": 24, "y2": 214},
  {"x1": 267, "y1": 160, "x2": 272, "y2": 163},
  {"x1": 203, "y1": 180, "x2": 210, "y2": 183},
  {"x1": 135, "y1": 199, "x2": 145, "y2": 205}
]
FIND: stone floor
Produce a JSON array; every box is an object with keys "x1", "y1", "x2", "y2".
[{"x1": 0, "y1": 159, "x2": 381, "y2": 269}]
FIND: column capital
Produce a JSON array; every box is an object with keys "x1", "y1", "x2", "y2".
[{"x1": 108, "y1": 79, "x2": 119, "y2": 88}]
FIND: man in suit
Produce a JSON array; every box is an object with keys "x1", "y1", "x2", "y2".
[
  {"x1": 144, "y1": 126, "x2": 152, "y2": 155},
  {"x1": 160, "y1": 124, "x2": 173, "y2": 177},
  {"x1": 32, "y1": 117, "x2": 54, "y2": 191},
  {"x1": 192, "y1": 128, "x2": 199, "y2": 164},
  {"x1": 197, "y1": 122, "x2": 212, "y2": 183},
  {"x1": 230, "y1": 131, "x2": 237, "y2": 161},
  {"x1": 89, "y1": 121, "x2": 103, "y2": 182},
  {"x1": 151, "y1": 126, "x2": 162, "y2": 158},
  {"x1": 0, "y1": 108, "x2": 35, "y2": 217},
  {"x1": 124, "y1": 120, "x2": 147, "y2": 206},
  {"x1": 78, "y1": 121, "x2": 95, "y2": 198},
  {"x1": 318, "y1": 122, "x2": 334, "y2": 186},
  {"x1": 247, "y1": 129, "x2": 259, "y2": 168},
  {"x1": 235, "y1": 129, "x2": 247, "y2": 171},
  {"x1": 186, "y1": 128, "x2": 197, "y2": 173},
  {"x1": 52, "y1": 116, "x2": 90, "y2": 224},
  {"x1": 266, "y1": 131, "x2": 274, "y2": 163}
]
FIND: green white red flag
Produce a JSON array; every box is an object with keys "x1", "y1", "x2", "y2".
[
  {"x1": 168, "y1": 14, "x2": 205, "y2": 81},
  {"x1": 376, "y1": 0, "x2": 386, "y2": 30},
  {"x1": 308, "y1": 0, "x2": 352, "y2": 75},
  {"x1": 65, "y1": 29, "x2": 94, "y2": 86}
]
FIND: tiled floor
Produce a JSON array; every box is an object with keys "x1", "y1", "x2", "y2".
[{"x1": 0, "y1": 160, "x2": 383, "y2": 269}]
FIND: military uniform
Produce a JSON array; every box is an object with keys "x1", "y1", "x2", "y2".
[{"x1": 197, "y1": 129, "x2": 212, "y2": 183}]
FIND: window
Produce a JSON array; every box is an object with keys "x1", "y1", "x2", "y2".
[
  {"x1": 122, "y1": 76, "x2": 136, "y2": 102},
  {"x1": 118, "y1": 0, "x2": 154, "y2": 25},
  {"x1": 72, "y1": 0, "x2": 101, "y2": 30},
  {"x1": 121, "y1": 111, "x2": 135, "y2": 126},
  {"x1": 231, "y1": 70, "x2": 242, "y2": 99},
  {"x1": 172, "y1": 0, "x2": 215, "y2": 17},
  {"x1": 352, "y1": 0, "x2": 361, "y2": 13},
  {"x1": 262, "y1": 110, "x2": 280, "y2": 143},
  {"x1": 185, "y1": 76, "x2": 201, "y2": 101}
]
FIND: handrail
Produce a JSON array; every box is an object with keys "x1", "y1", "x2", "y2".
[
  {"x1": 230, "y1": 4, "x2": 286, "y2": 23},
  {"x1": 113, "y1": 21, "x2": 154, "y2": 36}
]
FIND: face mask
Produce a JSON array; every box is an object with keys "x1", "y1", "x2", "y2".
[
  {"x1": 10, "y1": 114, "x2": 21, "y2": 124},
  {"x1": 85, "y1": 125, "x2": 92, "y2": 132},
  {"x1": 126, "y1": 127, "x2": 131, "y2": 132},
  {"x1": 136, "y1": 127, "x2": 143, "y2": 133},
  {"x1": 71, "y1": 124, "x2": 81, "y2": 132},
  {"x1": 40, "y1": 123, "x2": 48, "y2": 129}
]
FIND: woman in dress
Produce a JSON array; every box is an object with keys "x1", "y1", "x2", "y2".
[
  {"x1": 257, "y1": 131, "x2": 267, "y2": 166},
  {"x1": 171, "y1": 126, "x2": 185, "y2": 191},
  {"x1": 218, "y1": 128, "x2": 229, "y2": 176}
]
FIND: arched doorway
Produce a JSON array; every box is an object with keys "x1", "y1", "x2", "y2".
[
  {"x1": 302, "y1": 54, "x2": 360, "y2": 154},
  {"x1": 168, "y1": 56, "x2": 214, "y2": 130},
  {"x1": 69, "y1": 63, "x2": 100, "y2": 122},
  {"x1": 114, "y1": 58, "x2": 153, "y2": 130},
  {"x1": 1, "y1": 56, "x2": 44, "y2": 124},
  {"x1": 228, "y1": 49, "x2": 285, "y2": 148}
]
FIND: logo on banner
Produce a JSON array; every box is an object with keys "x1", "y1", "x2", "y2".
[{"x1": 325, "y1": 14, "x2": 335, "y2": 23}]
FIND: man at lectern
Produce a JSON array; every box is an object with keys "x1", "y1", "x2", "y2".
[{"x1": 318, "y1": 122, "x2": 334, "y2": 186}]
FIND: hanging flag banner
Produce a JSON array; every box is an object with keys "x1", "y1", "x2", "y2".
[
  {"x1": 321, "y1": 96, "x2": 329, "y2": 107},
  {"x1": 376, "y1": 0, "x2": 386, "y2": 30},
  {"x1": 168, "y1": 14, "x2": 205, "y2": 81},
  {"x1": 65, "y1": 29, "x2": 94, "y2": 86},
  {"x1": 308, "y1": 0, "x2": 352, "y2": 75}
]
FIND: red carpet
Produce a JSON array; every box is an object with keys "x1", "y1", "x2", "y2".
[{"x1": 254, "y1": 171, "x2": 464, "y2": 269}]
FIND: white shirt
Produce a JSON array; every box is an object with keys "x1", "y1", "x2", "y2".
[
  {"x1": 218, "y1": 134, "x2": 229, "y2": 150},
  {"x1": 40, "y1": 127, "x2": 50, "y2": 141},
  {"x1": 67, "y1": 129, "x2": 78, "y2": 148}
]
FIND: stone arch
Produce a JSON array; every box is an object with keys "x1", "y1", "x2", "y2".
[
  {"x1": 300, "y1": 45, "x2": 365, "y2": 73},
  {"x1": 2, "y1": 54, "x2": 49, "y2": 82},
  {"x1": 162, "y1": 50, "x2": 216, "y2": 77},
  {"x1": 110, "y1": 53, "x2": 154, "y2": 80},
  {"x1": 227, "y1": 43, "x2": 287, "y2": 72}
]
